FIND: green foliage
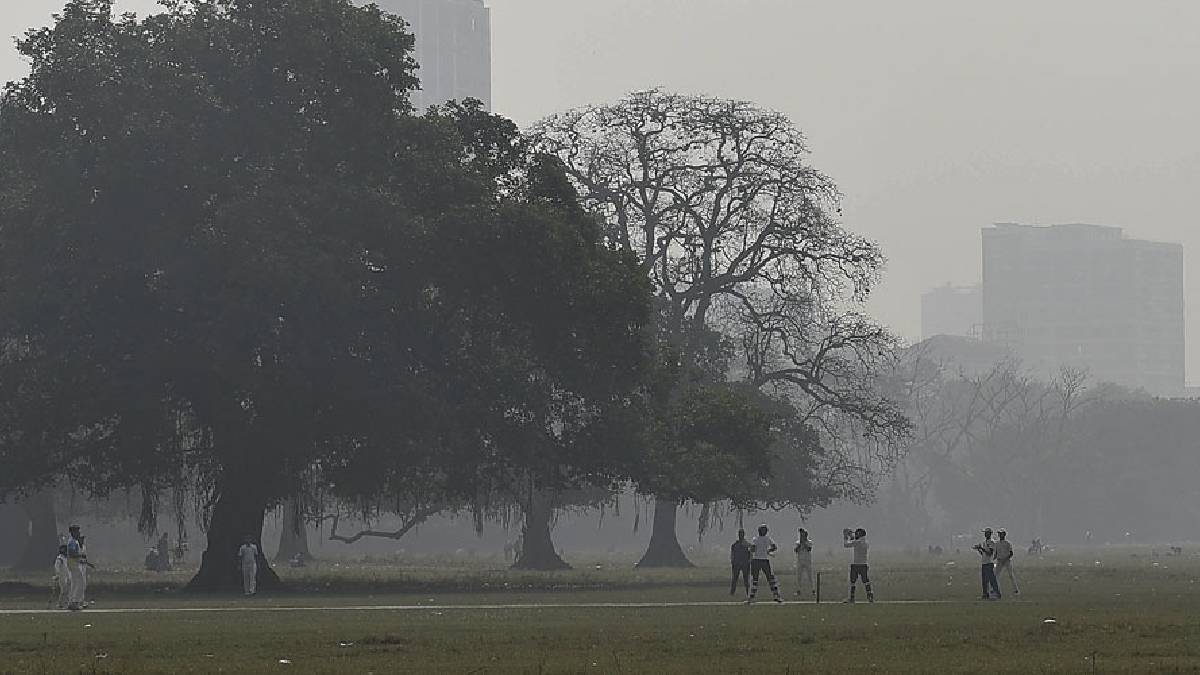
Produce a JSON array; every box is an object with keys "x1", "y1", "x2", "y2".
[{"x1": 0, "y1": 0, "x2": 650, "y2": 536}]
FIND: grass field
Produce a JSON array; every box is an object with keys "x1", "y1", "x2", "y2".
[{"x1": 2, "y1": 548, "x2": 1199, "y2": 673}]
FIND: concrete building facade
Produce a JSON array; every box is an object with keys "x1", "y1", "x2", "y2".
[
  {"x1": 921, "y1": 283, "x2": 982, "y2": 340},
  {"x1": 981, "y1": 223, "x2": 1185, "y2": 396},
  {"x1": 377, "y1": 0, "x2": 491, "y2": 111}
]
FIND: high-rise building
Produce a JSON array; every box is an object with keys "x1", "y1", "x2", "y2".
[
  {"x1": 981, "y1": 223, "x2": 1185, "y2": 396},
  {"x1": 921, "y1": 283, "x2": 982, "y2": 340},
  {"x1": 376, "y1": 0, "x2": 491, "y2": 111}
]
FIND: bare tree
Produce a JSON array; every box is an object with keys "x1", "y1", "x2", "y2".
[{"x1": 531, "y1": 90, "x2": 906, "y2": 566}]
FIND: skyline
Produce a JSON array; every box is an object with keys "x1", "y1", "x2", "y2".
[{"x1": 4, "y1": 1, "x2": 1198, "y2": 381}]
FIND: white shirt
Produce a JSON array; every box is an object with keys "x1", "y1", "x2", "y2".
[
  {"x1": 54, "y1": 554, "x2": 69, "y2": 578},
  {"x1": 238, "y1": 543, "x2": 259, "y2": 566},
  {"x1": 751, "y1": 535, "x2": 776, "y2": 560},
  {"x1": 977, "y1": 538, "x2": 996, "y2": 564},
  {"x1": 994, "y1": 539, "x2": 1013, "y2": 563},
  {"x1": 844, "y1": 537, "x2": 869, "y2": 565},
  {"x1": 794, "y1": 538, "x2": 813, "y2": 565}
]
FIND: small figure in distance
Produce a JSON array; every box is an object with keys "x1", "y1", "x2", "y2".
[
  {"x1": 144, "y1": 548, "x2": 159, "y2": 572},
  {"x1": 729, "y1": 529, "x2": 752, "y2": 597},
  {"x1": 65, "y1": 525, "x2": 84, "y2": 610},
  {"x1": 973, "y1": 527, "x2": 1001, "y2": 600},
  {"x1": 53, "y1": 544, "x2": 71, "y2": 609},
  {"x1": 793, "y1": 528, "x2": 814, "y2": 598},
  {"x1": 237, "y1": 536, "x2": 260, "y2": 596},
  {"x1": 843, "y1": 527, "x2": 874, "y2": 603},
  {"x1": 744, "y1": 524, "x2": 783, "y2": 604},
  {"x1": 155, "y1": 532, "x2": 172, "y2": 572},
  {"x1": 288, "y1": 552, "x2": 307, "y2": 568},
  {"x1": 994, "y1": 528, "x2": 1019, "y2": 597}
]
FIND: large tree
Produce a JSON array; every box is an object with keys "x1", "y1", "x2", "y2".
[
  {"x1": 530, "y1": 90, "x2": 905, "y2": 566},
  {"x1": 0, "y1": 1, "x2": 649, "y2": 589}
]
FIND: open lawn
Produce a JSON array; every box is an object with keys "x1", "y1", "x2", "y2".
[{"x1": 2, "y1": 549, "x2": 1199, "y2": 673}]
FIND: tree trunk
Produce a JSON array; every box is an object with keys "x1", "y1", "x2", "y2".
[
  {"x1": 636, "y1": 496, "x2": 694, "y2": 568},
  {"x1": 512, "y1": 491, "x2": 570, "y2": 570},
  {"x1": 0, "y1": 504, "x2": 31, "y2": 567},
  {"x1": 185, "y1": 474, "x2": 280, "y2": 592},
  {"x1": 14, "y1": 490, "x2": 58, "y2": 571},
  {"x1": 274, "y1": 497, "x2": 311, "y2": 562}
]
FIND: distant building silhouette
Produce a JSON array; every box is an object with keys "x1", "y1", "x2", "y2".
[
  {"x1": 981, "y1": 223, "x2": 1184, "y2": 396},
  {"x1": 375, "y1": 0, "x2": 491, "y2": 111},
  {"x1": 921, "y1": 284, "x2": 982, "y2": 340}
]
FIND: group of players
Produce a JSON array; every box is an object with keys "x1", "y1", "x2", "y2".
[
  {"x1": 730, "y1": 524, "x2": 1020, "y2": 604},
  {"x1": 51, "y1": 524, "x2": 93, "y2": 610}
]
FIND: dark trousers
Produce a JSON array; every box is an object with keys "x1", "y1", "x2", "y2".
[
  {"x1": 730, "y1": 563, "x2": 750, "y2": 594},
  {"x1": 849, "y1": 564, "x2": 874, "y2": 600},
  {"x1": 981, "y1": 563, "x2": 1001, "y2": 598},
  {"x1": 749, "y1": 558, "x2": 781, "y2": 599}
]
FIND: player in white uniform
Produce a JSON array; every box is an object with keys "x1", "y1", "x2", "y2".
[
  {"x1": 65, "y1": 525, "x2": 86, "y2": 610},
  {"x1": 238, "y1": 537, "x2": 260, "y2": 596},
  {"x1": 744, "y1": 524, "x2": 783, "y2": 604},
  {"x1": 843, "y1": 527, "x2": 874, "y2": 603},
  {"x1": 53, "y1": 544, "x2": 71, "y2": 609},
  {"x1": 793, "y1": 528, "x2": 814, "y2": 598},
  {"x1": 993, "y1": 528, "x2": 1019, "y2": 596}
]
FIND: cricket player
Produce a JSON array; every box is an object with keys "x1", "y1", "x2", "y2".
[
  {"x1": 730, "y1": 529, "x2": 752, "y2": 596},
  {"x1": 744, "y1": 524, "x2": 783, "y2": 604},
  {"x1": 53, "y1": 544, "x2": 71, "y2": 609},
  {"x1": 974, "y1": 527, "x2": 1001, "y2": 600},
  {"x1": 238, "y1": 536, "x2": 260, "y2": 596},
  {"x1": 794, "y1": 528, "x2": 814, "y2": 598},
  {"x1": 994, "y1": 528, "x2": 1019, "y2": 596},
  {"x1": 843, "y1": 528, "x2": 874, "y2": 603},
  {"x1": 65, "y1": 525, "x2": 86, "y2": 610}
]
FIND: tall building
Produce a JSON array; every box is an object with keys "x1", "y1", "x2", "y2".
[
  {"x1": 377, "y1": 0, "x2": 491, "y2": 111},
  {"x1": 981, "y1": 223, "x2": 1185, "y2": 395},
  {"x1": 921, "y1": 283, "x2": 982, "y2": 340}
]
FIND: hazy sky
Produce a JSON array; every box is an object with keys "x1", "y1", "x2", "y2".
[{"x1": 5, "y1": 1, "x2": 1200, "y2": 381}]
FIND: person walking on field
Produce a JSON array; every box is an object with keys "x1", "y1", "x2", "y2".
[
  {"x1": 65, "y1": 525, "x2": 87, "y2": 610},
  {"x1": 994, "y1": 528, "x2": 1019, "y2": 596},
  {"x1": 53, "y1": 544, "x2": 71, "y2": 609},
  {"x1": 974, "y1": 527, "x2": 1001, "y2": 600},
  {"x1": 238, "y1": 537, "x2": 260, "y2": 596},
  {"x1": 794, "y1": 528, "x2": 814, "y2": 598},
  {"x1": 744, "y1": 524, "x2": 783, "y2": 604},
  {"x1": 729, "y1": 529, "x2": 752, "y2": 596},
  {"x1": 843, "y1": 528, "x2": 874, "y2": 603}
]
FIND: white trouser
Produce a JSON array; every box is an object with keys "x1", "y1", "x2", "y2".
[
  {"x1": 795, "y1": 562, "x2": 814, "y2": 595},
  {"x1": 56, "y1": 573, "x2": 72, "y2": 607},
  {"x1": 996, "y1": 559, "x2": 1019, "y2": 593},
  {"x1": 69, "y1": 563, "x2": 87, "y2": 605},
  {"x1": 242, "y1": 564, "x2": 257, "y2": 595}
]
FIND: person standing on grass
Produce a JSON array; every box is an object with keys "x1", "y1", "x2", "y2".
[
  {"x1": 238, "y1": 536, "x2": 260, "y2": 596},
  {"x1": 65, "y1": 524, "x2": 86, "y2": 610},
  {"x1": 994, "y1": 528, "x2": 1019, "y2": 596},
  {"x1": 744, "y1": 524, "x2": 783, "y2": 604},
  {"x1": 76, "y1": 534, "x2": 92, "y2": 608},
  {"x1": 53, "y1": 544, "x2": 71, "y2": 609},
  {"x1": 730, "y1": 529, "x2": 752, "y2": 596},
  {"x1": 974, "y1": 527, "x2": 1001, "y2": 600},
  {"x1": 843, "y1": 527, "x2": 874, "y2": 603},
  {"x1": 794, "y1": 528, "x2": 814, "y2": 598}
]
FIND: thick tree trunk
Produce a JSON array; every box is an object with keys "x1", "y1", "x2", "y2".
[
  {"x1": 14, "y1": 491, "x2": 58, "y2": 571},
  {"x1": 185, "y1": 475, "x2": 280, "y2": 592},
  {"x1": 512, "y1": 491, "x2": 570, "y2": 571},
  {"x1": 274, "y1": 497, "x2": 311, "y2": 562},
  {"x1": 636, "y1": 496, "x2": 694, "y2": 568},
  {"x1": 0, "y1": 504, "x2": 31, "y2": 567}
]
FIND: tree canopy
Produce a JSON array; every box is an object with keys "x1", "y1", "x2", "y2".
[{"x1": 0, "y1": 0, "x2": 650, "y2": 588}]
